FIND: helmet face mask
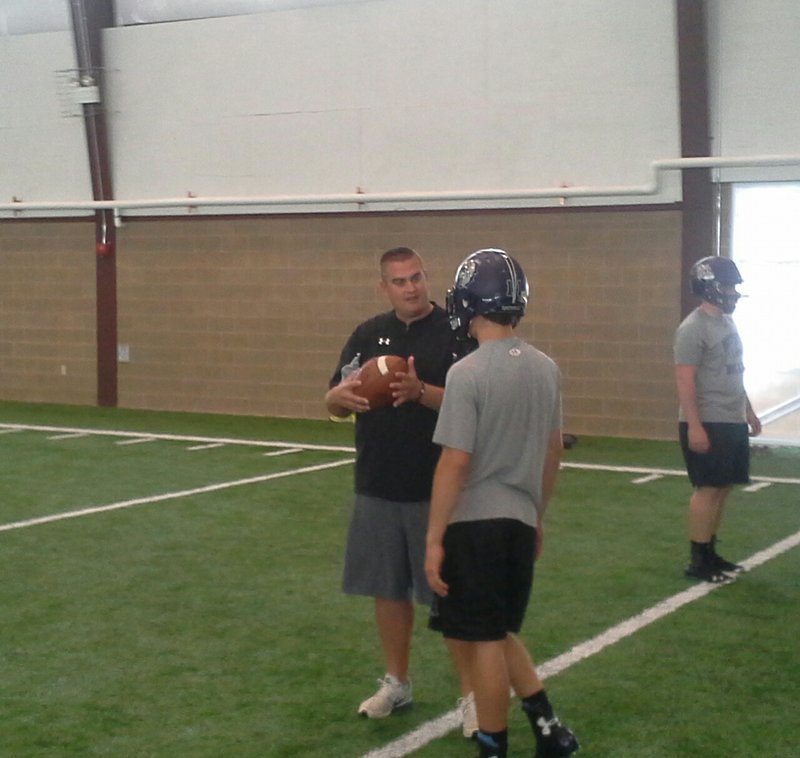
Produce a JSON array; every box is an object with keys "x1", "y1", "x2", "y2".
[
  {"x1": 447, "y1": 249, "x2": 529, "y2": 339},
  {"x1": 690, "y1": 256, "x2": 743, "y2": 314}
]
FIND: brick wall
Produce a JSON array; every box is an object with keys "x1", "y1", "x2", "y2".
[
  {"x1": 0, "y1": 220, "x2": 97, "y2": 406},
  {"x1": 0, "y1": 206, "x2": 682, "y2": 438}
]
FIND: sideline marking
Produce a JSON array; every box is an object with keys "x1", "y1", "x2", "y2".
[
  {"x1": 0, "y1": 422, "x2": 354, "y2": 453},
  {"x1": 361, "y1": 528, "x2": 800, "y2": 758},
  {"x1": 186, "y1": 443, "x2": 226, "y2": 451},
  {"x1": 3, "y1": 424, "x2": 798, "y2": 485},
  {"x1": 47, "y1": 432, "x2": 89, "y2": 440},
  {"x1": 0, "y1": 458, "x2": 354, "y2": 533}
]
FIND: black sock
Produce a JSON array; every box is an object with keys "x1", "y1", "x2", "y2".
[
  {"x1": 476, "y1": 728, "x2": 508, "y2": 758},
  {"x1": 690, "y1": 540, "x2": 711, "y2": 566},
  {"x1": 521, "y1": 689, "x2": 554, "y2": 724}
]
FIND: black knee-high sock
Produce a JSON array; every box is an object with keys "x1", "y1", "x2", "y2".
[
  {"x1": 476, "y1": 728, "x2": 507, "y2": 758},
  {"x1": 521, "y1": 689, "x2": 554, "y2": 727}
]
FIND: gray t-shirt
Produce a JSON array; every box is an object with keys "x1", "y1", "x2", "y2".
[
  {"x1": 433, "y1": 336, "x2": 562, "y2": 528},
  {"x1": 673, "y1": 307, "x2": 747, "y2": 423}
]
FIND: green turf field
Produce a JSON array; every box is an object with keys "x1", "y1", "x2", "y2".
[{"x1": 1, "y1": 401, "x2": 798, "y2": 757}]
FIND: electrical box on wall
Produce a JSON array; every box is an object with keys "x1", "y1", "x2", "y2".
[{"x1": 117, "y1": 344, "x2": 130, "y2": 363}]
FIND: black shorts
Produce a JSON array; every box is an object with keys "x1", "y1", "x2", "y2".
[
  {"x1": 679, "y1": 422, "x2": 751, "y2": 488},
  {"x1": 428, "y1": 519, "x2": 535, "y2": 642}
]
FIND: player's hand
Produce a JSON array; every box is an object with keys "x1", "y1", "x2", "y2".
[
  {"x1": 425, "y1": 542, "x2": 449, "y2": 597},
  {"x1": 747, "y1": 411, "x2": 762, "y2": 437},
  {"x1": 328, "y1": 372, "x2": 370, "y2": 414},
  {"x1": 687, "y1": 423, "x2": 710, "y2": 454},
  {"x1": 390, "y1": 355, "x2": 424, "y2": 407}
]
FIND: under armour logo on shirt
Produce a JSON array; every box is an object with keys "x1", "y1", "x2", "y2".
[{"x1": 378, "y1": 337, "x2": 391, "y2": 345}]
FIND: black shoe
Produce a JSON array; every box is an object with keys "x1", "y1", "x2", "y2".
[
  {"x1": 708, "y1": 536, "x2": 744, "y2": 574},
  {"x1": 534, "y1": 717, "x2": 579, "y2": 758},
  {"x1": 710, "y1": 553, "x2": 744, "y2": 574},
  {"x1": 684, "y1": 562, "x2": 735, "y2": 584}
]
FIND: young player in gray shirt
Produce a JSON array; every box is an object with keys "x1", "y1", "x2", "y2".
[
  {"x1": 674, "y1": 255, "x2": 762, "y2": 583},
  {"x1": 425, "y1": 249, "x2": 579, "y2": 758}
]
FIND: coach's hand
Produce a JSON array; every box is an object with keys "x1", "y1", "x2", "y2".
[{"x1": 325, "y1": 371, "x2": 370, "y2": 415}]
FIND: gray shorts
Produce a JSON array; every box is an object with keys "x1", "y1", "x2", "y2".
[{"x1": 342, "y1": 494, "x2": 433, "y2": 605}]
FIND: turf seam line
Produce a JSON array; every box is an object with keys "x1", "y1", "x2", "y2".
[
  {"x1": 0, "y1": 458, "x2": 354, "y2": 533},
  {"x1": 360, "y1": 527, "x2": 800, "y2": 758}
]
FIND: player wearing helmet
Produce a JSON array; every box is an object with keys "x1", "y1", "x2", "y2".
[
  {"x1": 689, "y1": 255, "x2": 743, "y2": 314},
  {"x1": 674, "y1": 255, "x2": 762, "y2": 583},
  {"x1": 425, "y1": 249, "x2": 579, "y2": 758}
]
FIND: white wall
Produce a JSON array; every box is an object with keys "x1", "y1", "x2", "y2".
[
  {"x1": 102, "y1": 0, "x2": 681, "y2": 214},
  {"x1": 4, "y1": 0, "x2": 797, "y2": 217},
  {"x1": 708, "y1": 0, "x2": 800, "y2": 182},
  {"x1": 0, "y1": 31, "x2": 92, "y2": 216}
]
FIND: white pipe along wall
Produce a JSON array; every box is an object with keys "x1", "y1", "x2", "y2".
[{"x1": 2, "y1": 155, "x2": 800, "y2": 214}]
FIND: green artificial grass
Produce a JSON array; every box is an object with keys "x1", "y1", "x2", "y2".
[{"x1": 1, "y1": 401, "x2": 798, "y2": 757}]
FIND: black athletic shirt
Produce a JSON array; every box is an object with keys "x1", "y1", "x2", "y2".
[{"x1": 330, "y1": 304, "x2": 461, "y2": 502}]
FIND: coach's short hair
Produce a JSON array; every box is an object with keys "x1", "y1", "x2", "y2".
[{"x1": 380, "y1": 246, "x2": 419, "y2": 268}]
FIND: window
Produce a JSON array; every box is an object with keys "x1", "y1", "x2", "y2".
[{"x1": 732, "y1": 183, "x2": 800, "y2": 444}]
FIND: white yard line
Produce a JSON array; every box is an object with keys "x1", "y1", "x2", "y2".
[
  {"x1": 632, "y1": 473, "x2": 664, "y2": 484},
  {"x1": 263, "y1": 448, "x2": 304, "y2": 456},
  {"x1": 0, "y1": 459, "x2": 354, "y2": 533},
  {"x1": 0, "y1": 422, "x2": 354, "y2": 453},
  {"x1": 362, "y1": 527, "x2": 800, "y2": 758},
  {"x1": 743, "y1": 481, "x2": 773, "y2": 493},
  {"x1": 560, "y1": 460, "x2": 800, "y2": 486},
  {"x1": 4, "y1": 423, "x2": 798, "y2": 485}
]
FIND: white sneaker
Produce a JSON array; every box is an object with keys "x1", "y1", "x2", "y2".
[
  {"x1": 458, "y1": 692, "x2": 478, "y2": 739},
  {"x1": 357, "y1": 674, "x2": 413, "y2": 718}
]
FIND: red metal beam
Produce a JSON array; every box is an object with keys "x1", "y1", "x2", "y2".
[
  {"x1": 676, "y1": 0, "x2": 715, "y2": 319},
  {"x1": 68, "y1": 0, "x2": 118, "y2": 406}
]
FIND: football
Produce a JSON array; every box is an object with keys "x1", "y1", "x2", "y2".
[{"x1": 354, "y1": 355, "x2": 408, "y2": 410}]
